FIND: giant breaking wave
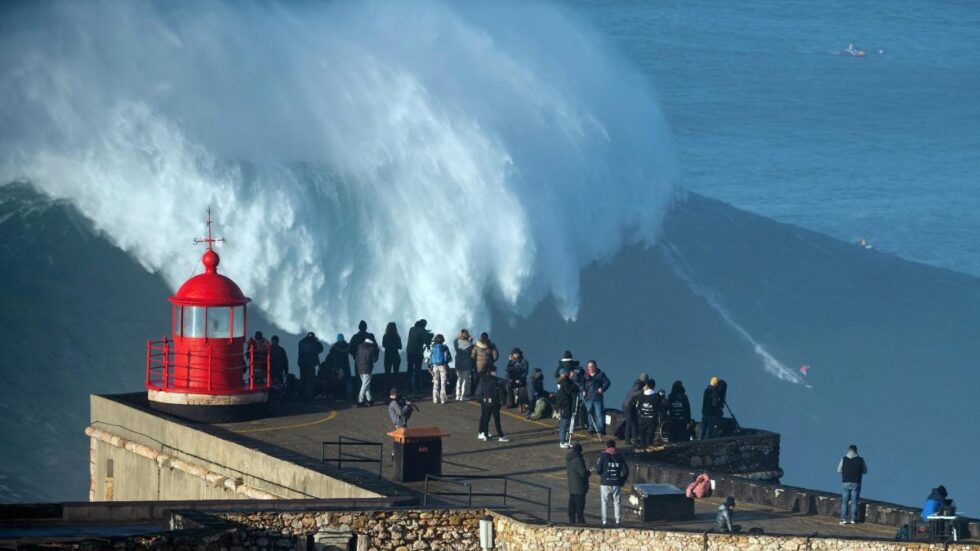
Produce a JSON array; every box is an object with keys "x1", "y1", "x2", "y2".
[{"x1": 0, "y1": 0, "x2": 676, "y2": 334}]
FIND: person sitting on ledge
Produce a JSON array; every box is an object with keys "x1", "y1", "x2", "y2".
[
  {"x1": 921, "y1": 485, "x2": 949, "y2": 521},
  {"x1": 716, "y1": 496, "x2": 741, "y2": 533}
]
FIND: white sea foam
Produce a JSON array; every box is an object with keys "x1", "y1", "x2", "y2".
[
  {"x1": 662, "y1": 241, "x2": 809, "y2": 386},
  {"x1": 0, "y1": 1, "x2": 675, "y2": 335}
]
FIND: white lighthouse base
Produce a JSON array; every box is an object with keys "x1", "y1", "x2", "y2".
[{"x1": 147, "y1": 389, "x2": 269, "y2": 423}]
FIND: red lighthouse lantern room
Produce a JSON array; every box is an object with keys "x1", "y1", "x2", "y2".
[{"x1": 145, "y1": 211, "x2": 269, "y2": 422}]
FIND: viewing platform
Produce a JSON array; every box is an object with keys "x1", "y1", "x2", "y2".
[{"x1": 79, "y1": 391, "x2": 978, "y2": 546}]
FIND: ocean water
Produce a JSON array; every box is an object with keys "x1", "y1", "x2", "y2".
[{"x1": 572, "y1": 0, "x2": 980, "y2": 276}]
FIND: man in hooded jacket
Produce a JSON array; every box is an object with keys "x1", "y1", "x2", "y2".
[
  {"x1": 582, "y1": 360, "x2": 612, "y2": 435},
  {"x1": 595, "y1": 440, "x2": 629, "y2": 526},
  {"x1": 565, "y1": 443, "x2": 590, "y2": 524}
]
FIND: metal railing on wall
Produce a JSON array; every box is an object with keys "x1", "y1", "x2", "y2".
[
  {"x1": 321, "y1": 436, "x2": 384, "y2": 479},
  {"x1": 422, "y1": 474, "x2": 552, "y2": 523}
]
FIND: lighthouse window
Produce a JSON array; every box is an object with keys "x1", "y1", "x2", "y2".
[
  {"x1": 232, "y1": 306, "x2": 245, "y2": 338},
  {"x1": 183, "y1": 306, "x2": 206, "y2": 338},
  {"x1": 206, "y1": 307, "x2": 232, "y2": 338}
]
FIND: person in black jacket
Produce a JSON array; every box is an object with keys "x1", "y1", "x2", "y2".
[
  {"x1": 526, "y1": 368, "x2": 545, "y2": 420},
  {"x1": 621, "y1": 374, "x2": 649, "y2": 446},
  {"x1": 666, "y1": 380, "x2": 692, "y2": 442},
  {"x1": 297, "y1": 332, "x2": 324, "y2": 401},
  {"x1": 565, "y1": 443, "x2": 591, "y2": 524},
  {"x1": 837, "y1": 444, "x2": 868, "y2": 524},
  {"x1": 269, "y1": 335, "x2": 289, "y2": 385},
  {"x1": 595, "y1": 440, "x2": 629, "y2": 526},
  {"x1": 326, "y1": 334, "x2": 351, "y2": 399},
  {"x1": 355, "y1": 337, "x2": 379, "y2": 407},
  {"x1": 504, "y1": 348, "x2": 529, "y2": 410},
  {"x1": 556, "y1": 368, "x2": 578, "y2": 448},
  {"x1": 348, "y1": 320, "x2": 375, "y2": 358},
  {"x1": 382, "y1": 322, "x2": 402, "y2": 375},
  {"x1": 406, "y1": 319, "x2": 432, "y2": 392},
  {"x1": 634, "y1": 381, "x2": 663, "y2": 449},
  {"x1": 700, "y1": 376, "x2": 724, "y2": 440},
  {"x1": 476, "y1": 366, "x2": 510, "y2": 442}
]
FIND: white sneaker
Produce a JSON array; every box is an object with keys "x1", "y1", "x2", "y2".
[
  {"x1": 848, "y1": 520, "x2": 855, "y2": 524},
  {"x1": 560, "y1": 442, "x2": 570, "y2": 449},
  {"x1": 498, "y1": 436, "x2": 511, "y2": 443},
  {"x1": 478, "y1": 433, "x2": 488, "y2": 441},
  {"x1": 839, "y1": 520, "x2": 847, "y2": 525}
]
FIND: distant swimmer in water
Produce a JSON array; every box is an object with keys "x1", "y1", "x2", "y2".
[{"x1": 856, "y1": 238, "x2": 874, "y2": 250}]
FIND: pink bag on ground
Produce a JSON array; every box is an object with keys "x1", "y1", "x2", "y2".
[{"x1": 686, "y1": 473, "x2": 712, "y2": 498}]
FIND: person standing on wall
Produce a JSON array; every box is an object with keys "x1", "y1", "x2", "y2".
[
  {"x1": 269, "y1": 335, "x2": 289, "y2": 385},
  {"x1": 326, "y1": 334, "x2": 351, "y2": 400},
  {"x1": 666, "y1": 380, "x2": 692, "y2": 443},
  {"x1": 634, "y1": 380, "x2": 661, "y2": 449},
  {"x1": 700, "y1": 376, "x2": 724, "y2": 439},
  {"x1": 297, "y1": 332, "x2": 323, "y2": 401},
  {"x1": 429, "y1": 334, "x2": 452, "y2": 404},
  {"x1": 837, "y1": 444, "x2": 868, "y2": 525},
  {"x1": 406, "y1": 319, "x2": 432, "y2": 394},
  {"x1": 565, "y1": 443, "x2": 591, "y2": 525},
  {"x1": 595, "y1": 439, "x2": 629, "y2": 526},
  {"x1": 476, "y1": 365, "x2": 510, "y2": 442},
  {"x1": 355, "y1": 336, "x2": 379, "y2": 407},
  {"x1": 505, "y1": 347, "x2": 529, "y2": 410},
  {"x1": 453, "y1": 329, "x2": 475, "y2": 401},
  {"x1": 582, "y1": 360, "x2": 611, "y2": 436},
  {"x1": 621, "y1": 373, "x2": 648, "y2": 445},
  {"x1": 382, "y1": 322, "x2": 402, "y2": 375},
  {"x1": 556, "y1": 368, "x2": 578, "y2": 449}
]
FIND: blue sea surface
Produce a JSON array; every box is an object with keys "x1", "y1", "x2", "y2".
[{"x1": 573, "y1": 0, "x2": 980, "y2": 275}]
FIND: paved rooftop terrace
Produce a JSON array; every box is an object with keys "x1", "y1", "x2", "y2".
[{"x1": 211, "y1": 395, "x2": 923, "y2": 541}]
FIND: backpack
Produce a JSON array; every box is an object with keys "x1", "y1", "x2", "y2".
[
  {"x1": 686, "y1": 473, "x2": 712, "y2": 498},
  {"x1": 431, "y1": 343, "x2": 447, "y2": 365}
]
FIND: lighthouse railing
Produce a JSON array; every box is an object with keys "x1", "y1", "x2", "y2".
[{"x1": 145, "y1": 338, "x2": 268, "y2": 394}]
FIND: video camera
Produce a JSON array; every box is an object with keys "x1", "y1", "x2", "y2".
[{"x1": 396, "y1": 395, "x2": 420, "y2": 412}]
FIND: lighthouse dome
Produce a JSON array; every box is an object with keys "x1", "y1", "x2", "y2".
[{"x1": 170, "y1": 249, "x2": 251, "y2": 306}]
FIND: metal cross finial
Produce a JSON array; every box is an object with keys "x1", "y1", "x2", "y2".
[{"x1": 193, "y1": 208, "x2": 226, "y2": 250}]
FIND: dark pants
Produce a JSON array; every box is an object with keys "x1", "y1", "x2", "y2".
[
  {"x1": 568, "y1": 493, "x2": 586, "y2": 524},
  {"x1": 479, "y1": 402, "x2": 503, "y2": 437},
  {"x1": 638, "y1": 418, "x2": 657, "y2": 448},
  {"x1": 384, "y1": 351, "x2": 401, "y2": 374},
  {"x1": 624, "y1": 406, "x2": 637, "y2": 443},
  {"x1": 701, "y1": 414, "x2": 721, "y2": 439},
  {"x1": 506, "y1": 382, "x2": 527, "y2": 409},
  {"x1": 299, "y1": 366, "x2": 317, "y2": 401},
  {"x1": 407, "y1": 353, "x2": 423, "y2": 390},
  {"x1": 665, "y1": 419, "x2": 688, "y2": 442}
]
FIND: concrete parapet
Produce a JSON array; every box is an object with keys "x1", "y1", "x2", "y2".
[{"x1": 88, "y1": 393, "x2": 409, "y2": 502}]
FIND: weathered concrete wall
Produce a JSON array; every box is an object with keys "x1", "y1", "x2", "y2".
[{"x1": 88, "y1": 394, "x2": 394, "y2": 502}]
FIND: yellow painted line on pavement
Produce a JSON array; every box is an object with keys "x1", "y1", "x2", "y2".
[{"x1": 233, "y1": 410, "x2": 338, "y2": 433}]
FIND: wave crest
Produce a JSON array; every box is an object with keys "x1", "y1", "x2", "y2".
[{"x1": 0, "y1": 0, "x2": 676, "y2": 334}]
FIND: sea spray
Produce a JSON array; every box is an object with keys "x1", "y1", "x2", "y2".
[{"x1": 0, "y1": 0, "x2": 676, "y2": 335}]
